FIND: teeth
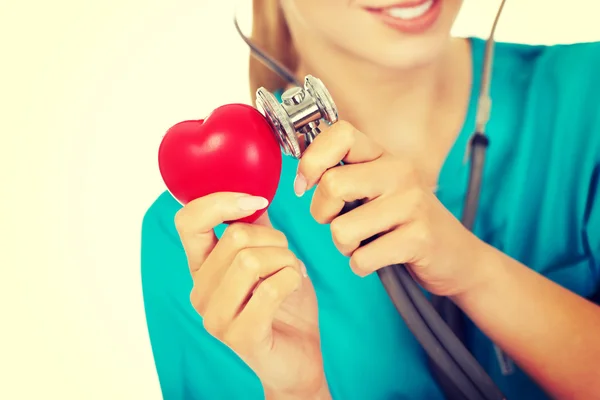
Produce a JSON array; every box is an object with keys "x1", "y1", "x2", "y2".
[{"x1": 385, "y1": 0, "x2": 434, "y2": 19}]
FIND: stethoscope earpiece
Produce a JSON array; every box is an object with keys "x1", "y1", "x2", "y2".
[{"x1": 256, "y1": 75, "x2": 338, "y2": 159}]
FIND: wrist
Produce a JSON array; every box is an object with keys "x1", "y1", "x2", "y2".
[{"x1": 451, "y1": 239, "x2": 503, "y2": 306}]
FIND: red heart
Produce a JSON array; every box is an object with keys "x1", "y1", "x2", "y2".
[{"x1": 158, "y1": 103, "x2": 282, "y2": 223}]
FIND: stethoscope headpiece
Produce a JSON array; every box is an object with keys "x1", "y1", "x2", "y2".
[{"x1": 256, "y1": 75, "x2": 338, "y2": 159}]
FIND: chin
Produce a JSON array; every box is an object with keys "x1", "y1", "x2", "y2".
[{"x1": 363, "y1": 36, "x2": 454, "y2": 71}]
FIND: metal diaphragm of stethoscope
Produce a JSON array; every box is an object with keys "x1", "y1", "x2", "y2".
[
  {"x1": 256, "y1": 76, "x2": 338, "y2": 158},
  {"x1": 234, "y1": 2, "x2": 508, "y2": 399}
]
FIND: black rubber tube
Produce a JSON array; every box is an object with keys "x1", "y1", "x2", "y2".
[
  {"x1": 376, "y1": 265, "x2": 486, "y2": 400},
  {"x1": 462, "y1": 133, "x2": 489, "y2": 231},
  {"x1": 395, "y1": 264, "x2": 505, "y2": 400},
  {"x1": 233, "y1": 16, "x2": 302, "y2": 88}
]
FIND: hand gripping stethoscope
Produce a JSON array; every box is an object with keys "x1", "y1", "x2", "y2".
[{"x1": 234, "y1": 2, "x2": 508, "y2": 399}]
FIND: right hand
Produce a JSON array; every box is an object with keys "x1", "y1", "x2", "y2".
[{"x1": 174, "y1": 192, "x2": 327, "y2": 398}]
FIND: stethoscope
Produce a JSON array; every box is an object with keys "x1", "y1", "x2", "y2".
[{"x1": 234, "y1": 2, "x2": 508, "y2": 399}]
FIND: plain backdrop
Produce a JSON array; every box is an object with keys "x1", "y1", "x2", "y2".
[{"x1": 1, "y1": 0, "x2": 599, "y2": 399}]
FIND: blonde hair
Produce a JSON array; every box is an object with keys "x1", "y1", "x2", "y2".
[{"x1": 249, "y1": 0, "x2": 298, "y2": 104}]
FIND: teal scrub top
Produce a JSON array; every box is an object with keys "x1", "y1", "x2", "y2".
[{"x1": 141, "y1": 37, "x2": 600, "y2": 399}]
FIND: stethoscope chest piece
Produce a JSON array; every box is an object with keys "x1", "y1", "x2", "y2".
[{"x1": 256, "y1": 75, "x2": 338, "y2": 159}]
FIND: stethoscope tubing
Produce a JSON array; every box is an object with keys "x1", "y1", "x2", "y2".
[{"x1": 378, "y1": 265, "x2": 488, "y2": 400}]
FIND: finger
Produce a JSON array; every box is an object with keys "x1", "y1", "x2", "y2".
[
  {"x1": 191, "y1": 223, "x2": 288, "y2": 313},
  {"x1": 329, "y1": 188, "x2": 424, "y2": 256},
  {"x1": 175, "y1": 192, "x2": 269, "y2": 272},
  {"x1": 349, "y1": 221, "x2": 430, "y2": 277},
  {"x1": 201, "y1": 247, "x2": 301, "y2": 337},
  {"x1": 310, "y1": 160, "x2": 397, "y2": 224},
  {"x1": 226, "y1": 267, "x2": 303, "y2": 356},
  {"x1": 203, "y1": 223, "x2": 289, "y2": 278},
  {"x1": 297, "y1": 121, "x2": 384, "y2": 191}
]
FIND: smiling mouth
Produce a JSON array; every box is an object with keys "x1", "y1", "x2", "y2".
[
  {"x1": 363, "y1": 0, "x2": 441, "y2": 33},
  {"x1": 372, "y1": 0, "x2": 435, "y2": 20}
]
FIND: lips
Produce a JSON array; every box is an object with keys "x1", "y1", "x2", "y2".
[
  {"x1": 364, "y1": 0, "x2": 436, "y2": 20},
  {"x1": 363, "y1": 0, "x2": 441, "y2": 34}
]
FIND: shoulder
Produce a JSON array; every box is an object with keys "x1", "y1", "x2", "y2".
[
  {"x1": 488, "y1": 38, "x2": 600, "y2": 112},
  {"x1": 479, "y1": 37, "x2": 600, "y2": 160},
  {"x1": 481, "y1": 37, "x2": 600, "y2": 74},
  {"x1": 527, "y1": 39, "x2": 600, "y2": 78},
  {"x1": 473, "y1": 36, "x2": 600, "y2": 99}
]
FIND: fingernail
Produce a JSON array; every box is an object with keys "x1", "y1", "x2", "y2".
[
  {"x1": 299, "y1": 260, "x2": 308, "y2": 278},
  {"x1": 237, "y1": 195, "x2": 269, "y2": 211},
  {"x1": 294, "y1": 173, "x2": 307, "y2": 197}
]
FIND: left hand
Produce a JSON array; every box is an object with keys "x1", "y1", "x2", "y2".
[{"x1": 295, "y1": 120, "x2": 492, "y2": 297}]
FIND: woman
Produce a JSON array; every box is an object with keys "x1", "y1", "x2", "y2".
[{"x1": 141, "y1": 0, "x2": 600, "y2": 398}]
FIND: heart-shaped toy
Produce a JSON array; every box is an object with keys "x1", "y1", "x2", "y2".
[{"x1": 158, "y1": 103, "x2": 283, "y2": 223}]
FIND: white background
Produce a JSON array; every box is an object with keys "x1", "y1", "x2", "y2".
[{"x1": 2, "y1": 0, "x2": 599, "y2": 399}]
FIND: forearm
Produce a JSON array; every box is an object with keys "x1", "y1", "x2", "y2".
[{"x1": 453, "y1": 242, "x2": 600, "y2": 399}]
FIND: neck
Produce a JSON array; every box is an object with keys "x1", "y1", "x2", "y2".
[{"x1": 291, "y1": 37, "x2": 473, "y2": 184}]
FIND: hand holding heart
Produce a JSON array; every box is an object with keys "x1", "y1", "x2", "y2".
[{"x1": 174, "y1": 193, "x2": 327, "y2": 398}]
